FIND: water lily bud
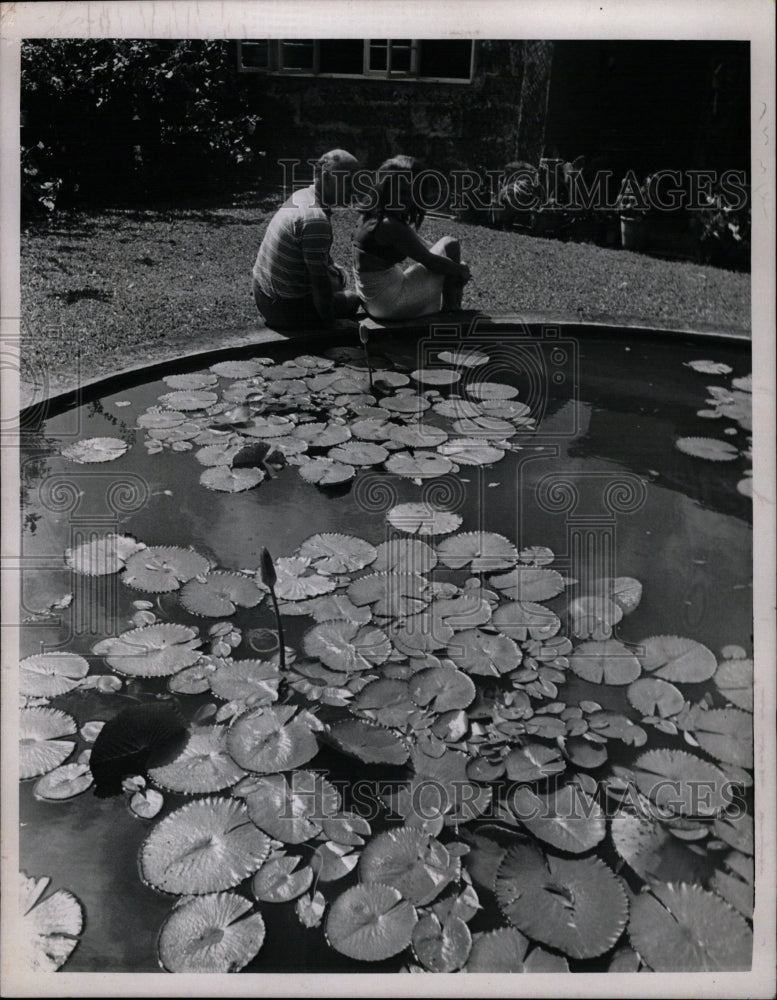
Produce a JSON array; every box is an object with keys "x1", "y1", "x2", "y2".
[
  {"x1": 358, "y1": 324, "x2": 369, "y2": 346},
  {"x1": 260, "y1": 547, "x2": 277, "y2": 589}
]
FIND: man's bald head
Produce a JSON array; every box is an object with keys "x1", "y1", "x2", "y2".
[{"x1": 315, "y1": 149, "x2": 361, "y2": 207}]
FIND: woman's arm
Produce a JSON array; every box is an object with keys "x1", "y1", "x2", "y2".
[{"x1": 377, "y1": 218, "x2": 469, "y2": 279}]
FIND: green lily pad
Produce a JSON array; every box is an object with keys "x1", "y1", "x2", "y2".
[
  {"x1": 509, "y1": 784, "x2": 606, "y2": 853},
  {"x1": 466, "y1": 928, "x2": 530, "y2": 972},
  {"x1": 713, "y1": 658, "x2": 753, "y2": 711},
  {"x1": 227, "y1": 706, "x2": 320, "y2": 773},
  {"x1": 489, "y1": 566, "x2": 565, "y2": 602},
  {"x1": 388, "y1": 423, "x2": 449, "y2": 448},
  {"x1": 374, "y1": 537, "x2": 437, "y2": 574},
  {"x1": 359, "y1": 827, "x2": 460, "y2": 906},
  {"x1": 65, "y1": 533, "x2": 145, "y2": 576},
  {"x1": 386, "y1": 502, "x2": 463, "y2": 537},
  {"x1": 158, "y1": 389, "x2": 218, "y2": 410},
  {"x1": 19, "y1": 652, "x2": 89, "y2": 698},
  {"x1": 504, "y1": 744, "x2": 566, "y2": 782},
  {"x1": 491, "y1": 600, "x2": 561, "y2": 641},
  {"x1": 446, "y1": 629, "x2": 521, "y2": 676},
  {"x1": 122, "y1": 546, "x2": 211, "y2": 593},
  {"x1": 325, "y1": 719, "x2": 409, "y2": 765},
  {"x1": 409, "y1": 666, "x2": 476, "y2": 713},
  {"x1": 437, "y1": 439, "x2": 505, "y2": 466},
  {"x1": 496, "y1": 843, "x2": 628, "y2": 959},
  {"x1": 675, "y1": 436, "x2": 739, "y2": 461},
  {"x1": 148, "y1": 726, "x2": 246, "y2": 793},
  {"x1": 33, "y1": 762, "x2": 93, "y2": 801},
  {"x1": 298, "y1": 457, "x2": 356, "y2": 485},
  {"x1": 466, "y1": 382, "x2": 519, "y2": 400},
  {"x1": 61, "y1": 436, "x2": 129, "y2": 463},
  {"x1": 200, "y1": 465, "x2": 264, "y2": 492},
  {"x1": 252, "y1": 855, "x2": 313, "y2": 903},
  {"x1": 352, "y1": 678, "x2": 417, "y2": 728},
  {"x1": 633, "y1": 749, "x2": 732, "y2": 816},
  {"x1": 412, "y1": 913, "x2": 471, "y2": 972},
  {"x1": 347, "y1": 572, "x2": 430, "y2": 618},
  {"x1": 180, "y1": 571, "x2": 264, "y2": 617},
  {"x1": 303, "y1": 620, "x2": 391, "y2": 672},
  {"x1": 638, "y1": 635, "x2": 717, "y2": 683},
  {"x1": 689, "y1": 707, "x2": 753, "y2": 767},
  {"x1": 208, "y1": 658, "x2": 280, "y2": 704},
  {"x1": 326, "y1": 883, "x2": 417, "y2": 961},
  {"x1": 19, "y1": 873, "x2": 83, "y2": 972},
  {"x1": 140, "y1": 796, "x2": 272, "y2": 894},
  {"x1": 296, "y1": 533, "x2": 378, "y2": 574},
  {"x1": 93, "y1": 624, "x2": 202, "y2": 677},
  {"x1": 385, "y1": 451, "x2": 454, "y2": 479},
  {"x1": 437, "y1": 531, "x2": 518, "y2": 571},
  {"x1": 611, "y1": 794, "x2": 711, "y2": 884},
  {"x1": 628, "y1": 882, "x2": 752, "y2": 970},
  {"x1": 240, "y1": 770, "x2": 339, "y2": 843},
  {"x1": 270, "y1": 556, "x2": 336, "y2": 601},
  {"x1": 627, "y1": 677, "x2": 685, "y2": 717},
  {"x1": 157, "y1": 892, "x2": 266, "y2": 972},
  {"x1": 569, "y1": 639, "x2": 642, "y2": 684}
]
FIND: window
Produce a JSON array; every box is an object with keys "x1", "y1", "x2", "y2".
[{"x1": 237, "y1": 40, "x2": 474, "y2": 83}]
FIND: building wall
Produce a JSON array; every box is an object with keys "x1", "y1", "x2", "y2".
[{"x1": 245, "y1": 41, "x2": 552, "y2": 184}]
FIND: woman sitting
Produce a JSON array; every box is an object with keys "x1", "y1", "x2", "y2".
[{"x1": 353, "y1": 156, "x2": 471, "y2": 321}]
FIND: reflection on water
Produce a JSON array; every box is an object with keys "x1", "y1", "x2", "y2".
[{"x1": 18, "y1": 331, "x2": 753, "y2": 973}]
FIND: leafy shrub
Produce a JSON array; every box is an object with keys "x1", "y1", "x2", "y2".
[{"x1": 21, "y1": 39, "x2": 263, "y2": 213}]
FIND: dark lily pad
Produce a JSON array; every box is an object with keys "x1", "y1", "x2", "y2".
[
  {"x1": 504, "y1": 744, "x2": 566, "y2": 782},
  {"x1": 140, "y1": 796, "x2": 271, "y2": 894},
  {"x1": 89, "y1": 701, "x2": 188, "y2": 796},
  {"x1": 240, "y1": 770, "x2": 339, "y2": 844},
  {"x1": 325, "y1": 719, "x2": 409, "y2": 765},
  {"x1": 446, "y1": 629, "x2": 522, "y2": 676},
  {"x1": 408, "y1": 666, "x2": 476, "y2": 713}
]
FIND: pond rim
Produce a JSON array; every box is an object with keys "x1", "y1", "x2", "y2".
[{"x1": 19, "y1": 311, "x2": 751, "y2": 427}]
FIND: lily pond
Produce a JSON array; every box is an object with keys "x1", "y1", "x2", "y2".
[{"x1": 18, "y1": 325, "x2": 754, "y2": 975}]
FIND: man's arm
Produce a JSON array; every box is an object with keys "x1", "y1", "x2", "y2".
[{"x1": 300, "y1": 213, "x2": 337, "y2": 326}]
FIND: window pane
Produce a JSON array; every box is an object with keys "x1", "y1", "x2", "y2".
[
  {"x1": 418, "y1": 40, "x2": 473, "y2": 79},
  {"x1": 369, "y1": 40, "x2": 388, "y2": 71},
  {"x1": 319, "y1": 39, "x2": 364, "y2": 74},
  {"x1": 282, "y1": 40, "x2": 314, "y2": 69},
  {"x1": 390, "y1": 40, "x2": 412, "y2": 72},
  {"x1": 240, "y1": 41, "x2": 269, "y2": 69}
]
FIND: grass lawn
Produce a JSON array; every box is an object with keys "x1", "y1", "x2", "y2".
[{"x1": 20, "y1": 199, "x2": 751, "y2": 406}]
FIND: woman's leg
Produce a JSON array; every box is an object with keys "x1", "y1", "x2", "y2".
[{"x1": 428, "y1": 236, "x2": 464, "y2": 310}]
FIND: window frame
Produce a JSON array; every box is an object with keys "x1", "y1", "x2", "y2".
[{"x1": 236, "y1": 40, "x2": 475, "y2": 84}]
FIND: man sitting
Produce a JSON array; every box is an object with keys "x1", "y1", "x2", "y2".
[{"x1": 252, "y1": 149, "x2": 362, "y2": 331}]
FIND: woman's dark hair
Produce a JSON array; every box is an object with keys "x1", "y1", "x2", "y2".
[{"x1": 358, "y1": 155, "x2": 426, "y2": 229}]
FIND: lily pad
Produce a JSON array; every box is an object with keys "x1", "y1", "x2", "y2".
[
  {"x1": 359, "y1": 827, "x2": 460, "y2": 906},
  {"x1": 303, "y1": 593, "x2": 372, "y2": 625},
  {"x1": 451, "y1": 415, "x2": 515, "y2": 438},
  {"x1": 92, "y1": 623, "x2": 202, "y2": 676},
  {"x1": 378, "y1": 393, "x2": 431, "y2": 415},
  {"x1": 19, "y1": 707, "x2": 77, "y2": 779},
  {"x1": 297, "y1": 533, "x2": 378, "y2": 574},
  {"x1": 466, "y1": 382, "x2": 519, "y2": 400},
  {"x1": 298, "y1": 457, "x2": 356, "y2": 485},
  {"x1": 208, "y1": 658, "x2": 280, "y2": 704},
  {"x1": 491, "y1": 600, "x2": 561, "y2": 641},
  {"x1": 689, "y1": 707, "x2": 753, "y2": 767},
  {"x1": 140, "y1": 796, "x2": 271, "y2": 894},
  {"x1": 685, "y1": 359, "x2": 733, "y2": 375},
  {"x1": 33, "y1": 762, "x2": 93, "y2": 801},
  {"x1": 326, "y1": 719, "x2": 409, "y2": 765},
  {"x1": 568, "y1": 595, "x2": 623, "y2": 638},
  {"x1": 495, "y1": 844, "x2": 628, "y2": 959},
  {"x1": 180, "y1": 572, "x2": 264, "y2": 617},
  {"x1": 200, "y1": 466, "x2": 264, "y2": 492},
  {"x1": 148, "y1": 726, "x2": 246, "y2": 793},
  {"x1": 713, "y1": 812, "x2": 754, "y2": 855},
  {"x1": 61, "y1": 436, "x2": 128, "y2": 463},
  {"x1": 412, "y1": 913, "x2": 471, "y2": 972},
  {"x1": 303, "y1": 620, "x2": 391, "y2": 672},
  {"x1": 628, "y1": 882, "x2": 752, "y2": 970},
  {"x1": 437, "y1": 439, "x2": 505, "y2": 466},
  {"x1": 328, "y1": 442, "x2": 389, "y2": 466},
  {"x1": 388, "y1": 424, "x2": 449, "y2": 449},
  {"x1": 211, "y1": 359, "x2": 266, "y2": 378},
  {"x1": 157, "y1": 892, "x2": 266, "y2": 972},
  {"x1": 89, "y1": 701, "x2": 188, "y2": 795},
  {"x1": 292, "y1": 422, "x2": 352, "y2": 448},
  {"x1": 409, "y1": 666, "x2": 476, "y2": 713},
  {"x1": 713, "y1": 658, "x2": 753, "y2": 711},
  {"x1": 19, "y1": 873, "x2": 83, "y2": 972},
  {"x1": 138, "y1": 407, "x2": 186, "y2": 429},
  {"x1": 489, "y1": 567, "x2": 565, "y2": 602},
  {"x1": 158, "y1": 389, "x2": 218, "y2": 410},
  {"x1": 326, "y1": 883, "x2": 417, "y2": 961},
  {"x1": 270, "y1": 556, "x2": 336, "y2": 602},
  {"x1": 227, "y1": 706, "x2": 319, "y2": 773},
  {"x1": 637, "y1": 635, "x2": 717, "y2": 683},
  {"x1": 509, "y1": 784, "x2": 606, "y2": 853},
  {"x1": 504, "y1": 744, "x2": 566, "y2": 782},
  {"x1": 322, "y1": 813, "x2": 372, "y2": 847},
  {"x1": 446, "y1": 629, "x2": 521, "y2": 676},
  {"x1": 611, "y1": 795, "x2": 711, "y2": 884},
  {"x1": 437, "y1": 532, "x2": 518, "y2": 571},
  {"x1": 569, "y1": 639, "x2": 642, "y2": 684},
  {"x1": 374, "y1": 537, "x2": 437, "y2": 574},
  {"x1": 122, "y1": 546, "x2": 211, "y2": 593},
  {"x1": 163, "y1": 371, "x2": 219, "y2": 389},
  {"x1": 387, "y1": 502, "x2": 462, "y2": 537},
  {"x1": 19, "y1": 652, "x2": 89, "y2": 698},
  {"x1": 466, "y1": 927, "x2": 530, "y2": 972},
  {"x1": 627, "y1": 677, "x2": 685, "y2": 718},
  {"x1": 241, "y1": 770, "x2": 339, "y2": 844},
  {"x1": 347, "y1": 572, "x2": 430, "y2": 618},
  {"x1": 252, "y1": 855, "x2": 313, "y2": 903},
  {"x1": 411, "y1": 367, "x2": 461, "y2": 386},
  {"x1": 675, "y1": 436, "x2": 739, "y2": 461},
  {"x1": 385, "y1": 451, "x2": 454, "y2": 480},
  {"x1": 130, "y1": 788, "x2": 165, "y2": 819},
  {"x1": 65, "y1": 533, "x2": 145, "y2": 576},
  {"x1": 352, "y1": 678, "x2": 418, "y2": 728},
  {"x1": 633, "y1": 749, "x2": 731, "y2": 816}
]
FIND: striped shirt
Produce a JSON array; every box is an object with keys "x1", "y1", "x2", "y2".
[{"x1": 252, "y1": 185, "x2": 333, "y2": 299}]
